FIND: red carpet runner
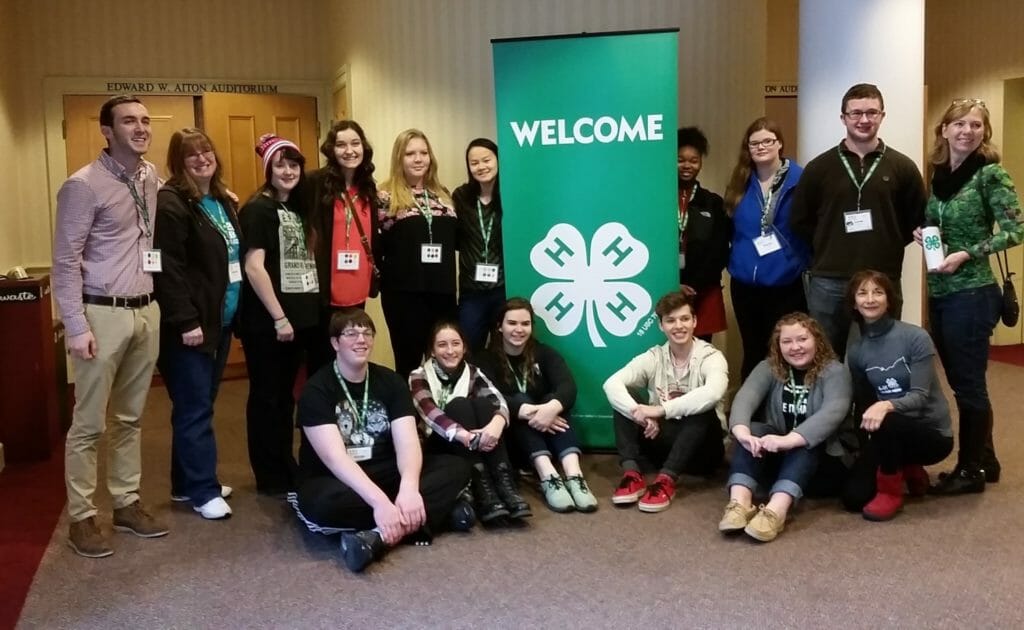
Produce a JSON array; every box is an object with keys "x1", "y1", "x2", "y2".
[
  {"x1": 988, "y1": 343, "x2": 1024, "y2": 368},
  {"x1": 0, "y1": 448, "x2": 67, "y2": 630}
]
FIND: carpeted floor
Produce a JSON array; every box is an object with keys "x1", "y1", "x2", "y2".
[
  {"x1": 988, "y1": 343, "x2": 1024, "y2": 368},
  {"x1": 10, "y1": 361, "x2": 1024, "y2": 629}
]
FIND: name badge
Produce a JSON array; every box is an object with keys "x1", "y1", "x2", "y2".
[
  {"x1": 474, "y1": 263, "x2": 499, "y2": 283},
  {"x1": 228, "y1": 260, "x2": 242, "y2": 283},
  {"x1": 421, "y1": 244, "x2": 442, "y2": 263},
  {"x1": 753, "y1": 232, "x2": 782, "y2": 256},
  {"x1": 337, "y1": 250, "x2": 360, "y2": 271},
  {"x1": 301, "y1": 271, "x2": 318, "y2": 292},
  {"x1": 142, "y1": 249, "x2": 162, "y2": 272},
  {"x1": 678, "y1": 253, "x2": 686, "y2": 269},
  {"x1": 844, "y1": 210, "x2": 873, "y2": 233},
  {"x1": 347, "y1": 446, "x2": 372, "y2": 462}
]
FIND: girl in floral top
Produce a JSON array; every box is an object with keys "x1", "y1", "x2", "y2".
[{"x1": 915, "y1": 99, "x2": 1024, "y2": 494}]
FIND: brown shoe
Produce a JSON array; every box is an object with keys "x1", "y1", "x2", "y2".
[
  {"x1": 68, "y1": 516, "x2": 113, "y2": 558},
  {"x1": 113, "y1": 501, "x2": 169, "y2": 538}
]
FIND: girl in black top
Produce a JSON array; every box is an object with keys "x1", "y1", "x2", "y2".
[
  {"x1": 377, "y1": 129, "x2": 458, "y2": 377},
  {"x1": 453, "y1": 138, "x2": 506, "y2": 352},
  {"x1": 239, "y1": 134, "x2": 320, "y2": 496},
  {"x1": 478, "y1": 298, "x2": 598, "y2": 514}
]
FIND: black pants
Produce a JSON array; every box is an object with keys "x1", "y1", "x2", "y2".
[
  {"x1": 381, "y1": 290, "x2": 457, "y2": 377},
  {"x1": 296, "y1": 453, "x2": 471, "y2": 532},
  {"x1": 613, "y1": 409, "x2": 724, "y2": 478},
  {"x1": 730, "y1": 276, "x2": 807, "y2": 380},
  {"x1": 241, "y1": 327, "x2": 321, "y2": 494},
  {"x1": 426, "y1": 397, "x2": 511, "y2": 470}
]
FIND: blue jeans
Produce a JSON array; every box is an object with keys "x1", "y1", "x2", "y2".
[
  {"x1": 157, "y1": 329, "x2": 232, "y2": 506},
  {"x1": 505, "y1": 393, "x2": 582, "y2": 464},
  {"x1": 727, "y1": 422, "x2": 820, "y2": 500},
  {"x1": 929, "y1": 284, "x2": 1001, "y2": 413},
  {"x1": 806, "y1": 273, "x2": 902, "y2": 359},
  {"x1": 458, "y1": 286, "x2": 507, "y2": 353}
]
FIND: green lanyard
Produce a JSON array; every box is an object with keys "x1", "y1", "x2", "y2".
[
  {"x1": 334, "y1": 361, "x2": 369, "y2": 433},
  {"x1": 202, "y1": 198, "x2": 238, "y2": 245},
  {"x1": 837, "y1": 144, "x2": 886, "y2": 211},
  {"x1": 476, "y1": 198, "x2": 495, "y2": 263},
  {"x1": 414, "y1": 189, "x2": 434, "y2": 243},
  {"x1": 506, "y1": 357, "x2": 527, "y2": 393},
  {"x1": 436, "y1": 383, "x2": 454, "y2": 408},
  {"x1": 123, "y1": 175, "x2": 152, "y2": 238},
  {"x1": 787, "y1": 367, "x2": 808, "y2": 426},
  {"x1": 759, "y1": 183, "x2": 776, "y2": 235}
]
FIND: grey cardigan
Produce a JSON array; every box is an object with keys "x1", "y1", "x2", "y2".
[{"x1": 728, "y1": 359, "x2": 852, "y2": 458}]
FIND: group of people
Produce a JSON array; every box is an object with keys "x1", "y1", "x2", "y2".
[{"x1": 51, "y1": 81, "x2": 1020, "y2": 568}]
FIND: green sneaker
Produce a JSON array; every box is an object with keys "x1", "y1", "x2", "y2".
[
  {"x1": 539, "y1": 475, "x2": 575, "y2": 513},
  {"x1": 564, "y1": 475, "x2": 598, "y2": 513}
]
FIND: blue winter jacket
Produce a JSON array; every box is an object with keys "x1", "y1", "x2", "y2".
[{"x1": 727, "y1": 161, "x2": 810, "y2": 287}]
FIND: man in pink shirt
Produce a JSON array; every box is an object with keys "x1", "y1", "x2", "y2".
[{"x1": 52, "y1": 95, "x2": 168, "y2": 558}]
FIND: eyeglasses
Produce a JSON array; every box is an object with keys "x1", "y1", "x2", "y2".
[
  {"x1": 185, "y1": 149, "x2": 215, "y2": 163},
  {"x1": 843, "y1": 109, "x2": 884, "y2": 121},
  {"x1": 747, "y1": 138, "x2": 778, "y2": 149},
  {"x1": 339, "y1": 329, "x2": 375, "y2": 340},
  {"x1": 952, "y1": 98, "x2": 988, "y2": 109}
]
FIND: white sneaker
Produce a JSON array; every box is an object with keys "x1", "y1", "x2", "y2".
[
  {"x1": 172, "y1": 485, "x2": 233, "y2": 503},
  {"x1": 194, "y1": 497, "x2": 233, "y2": 520}
]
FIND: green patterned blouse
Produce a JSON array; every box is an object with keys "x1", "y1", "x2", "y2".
[{"x1": 926, "y1": 163, "x2": 1024, "y2": 297}]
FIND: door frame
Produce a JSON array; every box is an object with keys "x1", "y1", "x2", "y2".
[{"x1": 43, "y1": 76, "x2": 331, "y2": 233}]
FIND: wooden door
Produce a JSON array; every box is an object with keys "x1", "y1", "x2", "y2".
[
  {"x1": 202, "y1": 93, "x2": 319, "y2": 205},
  {"x1": 63, "y1": 95, "x2": 196, "y2": 179}
]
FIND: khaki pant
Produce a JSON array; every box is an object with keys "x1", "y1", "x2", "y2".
[{"x1": 65, "y1": 301, "x2": 160, "y2": 522}]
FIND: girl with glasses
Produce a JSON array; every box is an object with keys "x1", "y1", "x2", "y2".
[{"x1": 724, "y1": 117, "x2": 810, "y2": 379}]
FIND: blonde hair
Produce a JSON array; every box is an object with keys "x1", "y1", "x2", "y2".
[
  {"x1": 766, "y1": 312, "x2": 836, "y2": 387},
  {"x1": 928, "y1": 100, "x2": 1000, "y2": 166},
  {"x1": 380, "y1": 129, "x2": 451, "y2": 215}
]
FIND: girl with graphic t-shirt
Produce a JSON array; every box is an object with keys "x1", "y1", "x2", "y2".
[
  {"x1": 307, "y1": 120, "x2": 380, "y2": 372},
  {"x1": 239, "y1": 134, "x2": 320, "y2": 497},
  {"x1": 720, "y1": 312, "x2": 851, "y2": 542},
  {"x1": 377, "y1": 129, "x2": 458, "y2": 377},
  {"x1": 409, "y1": 322, "x2": 532, "y2": 526}
]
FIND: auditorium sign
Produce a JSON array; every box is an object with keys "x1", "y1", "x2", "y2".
[{"x1": 103, "y1": 80, "x2": 279, "y2": 95}]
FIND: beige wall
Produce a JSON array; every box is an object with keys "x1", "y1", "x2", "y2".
[
  {"x1": 326, "y1": 0, "x2": 767, "y2": 197},
  {"x1": 0, "y1": 0, "x2": 24, "y2": 272},
  {"x1": 3, "y1": 0, "x2": 330, "y2": 269}
]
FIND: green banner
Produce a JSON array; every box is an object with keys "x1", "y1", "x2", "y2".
[{"x1": 493, "y1": 30, "x2": 679, "y2": 448}]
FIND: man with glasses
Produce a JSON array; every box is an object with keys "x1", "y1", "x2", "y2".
[
  {"x1": 290, "y1": 308, "x2": 473, "y2": 572},
  {"x1": 52, "y1": 95, "x2": 168, "y2": 558},
  {"x1": 790, "y1": 83, "x2": 926, "y2": 359}
]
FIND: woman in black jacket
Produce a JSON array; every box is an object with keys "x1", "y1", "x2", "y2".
[
  {"x1": 676, "y1": 127, "x2": 731, "y2": 341},
  {"x1": 154, "y1": 128, "x2": 240, "y2": 520}
]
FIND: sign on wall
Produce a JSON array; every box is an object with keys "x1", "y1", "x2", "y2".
[{"x1": 493, "y1": 30, "x2": 679, "y2": 447}]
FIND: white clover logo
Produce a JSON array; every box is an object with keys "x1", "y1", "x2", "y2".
[{"x1": 530, "y1": 222, "x2": 651, "y2": 347}]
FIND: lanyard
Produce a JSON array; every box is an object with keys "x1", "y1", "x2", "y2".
[
  {"x1": 787, "y1": 368, "x2": 808, "y2": 426},
  {"x1": 677, "y1": 183, "x2": 697, "y2": 234},
  {"x1": 202, "y1": 198, "x2": 238, "y2": 245},
  {"x1": 436, "y1": 383, "x2": 454, "y2": 408},
  {"x1": 477, "y1": 198, "x2": 494, "y2": 263},
  {"x1": 341, "y1": 191, "x2": 358, "y2": 248},
  {"x1": 837, "y1": 144, "x2": 886, "y2": 211},
  {"x1": 414, "y1": 189, "x2": 434, "y2": 243},
  {"x1": 936, "y1": 200, "x2": 949, "y2": 230},
  {"x1": 506, "y1": 357, "x2": 527, "y2": 393},
  {"x1": 759, "y1": 183, "x2": 776, "y2": 235},
  {"x1": 123, "y1": 175, "x2": 152, "y2": 238},
  {"x1": 334, "y1": 361, "x2": 369, "y2": 433}
]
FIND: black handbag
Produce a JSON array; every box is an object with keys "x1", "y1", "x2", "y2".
[{"x1": 996, "y1": 250, "x2": 1019, "y2": 327}]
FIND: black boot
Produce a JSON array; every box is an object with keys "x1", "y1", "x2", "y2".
[
  {"x1": 340, "y1": 529, "x2": 385, "y2": 573},
  {"x1": 471, "y1": 462, "x2": 509, "y2": 523},
  {"x1": 931, "y1": 407, "x2": 986, "y2": 496},
  {"x1": 493, "y1": 462, "x2": 533, "y2": 519},
  {"x1": 449, "y1": 485, "x2": 477, "y2": 532},
  {"x1": 981, "y1": 407, "x2": 1001, "y2": 483}
]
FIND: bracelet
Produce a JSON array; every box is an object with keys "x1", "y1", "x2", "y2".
[{"x1": 274, "y1": 317, "x2": 290, "y2": 330}]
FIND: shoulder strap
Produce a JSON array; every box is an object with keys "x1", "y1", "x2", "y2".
[{"x1": 342, "y1": 193, "x2": 377, "y2": 270}]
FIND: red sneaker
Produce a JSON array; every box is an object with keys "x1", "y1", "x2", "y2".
[
  {"x1": 638, "y1": 473, "x2": 676, "y2": 513},
  {"x1": 903, "y1": 465, "x2": 929, "y2": 497},
  {"x1": 612, "y1": 471, "x2": 646, "y2": 505},
  {"x1": 863, "y1": 469, "x2": 904, "y2": 521}
]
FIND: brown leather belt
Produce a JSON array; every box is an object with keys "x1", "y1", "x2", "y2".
[{"x1": 83, "y1": 293, "x2": 155, "y2": 309}]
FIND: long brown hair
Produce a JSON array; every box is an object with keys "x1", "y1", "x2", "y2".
[
  {"x1": 766, "y1": 312, "x2": 836, "y2": 387},
  {"x1": 165, "y1": 128, "x2": 232, "y2": 205},
  {"x1": 723, "y1": 117, "x2": 786, "y2": 216},
  {"x1": 487, "y1": 297, "x2": 538, "y2": 390},
  {"x1": 379, "y1": 129, "x2": 451, "y2": 214}
]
